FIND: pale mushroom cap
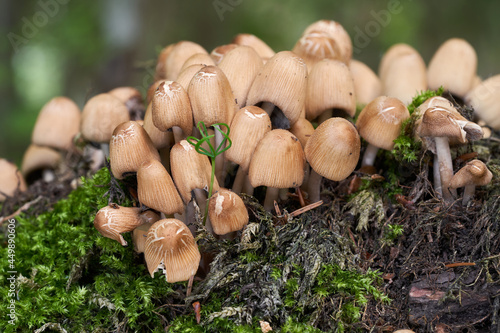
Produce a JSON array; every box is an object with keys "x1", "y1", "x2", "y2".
[
  {"x1": 188, "y1": 65, "x2": 236, "y2": 127},
  {"x1": 248, "y1": 129, "x2": 305, "y2": 188},
  {"x1": 465, "y1": 74, "x2": 500, "y2": 129},
  {"x1": 109, "y1": 121, "x2": 161, "y2": 179},
  {"x1": 306, "y1": 59, "x2": 356, "y2": 119},
  {"x1": 165, "y1": 41, "x2": 208, "y2": 81},
  {"x1": 208, "y1": 189, "x2": 249, "y2": 235},
  {"x1": 427, "y1": 38, "x2": 477, "y2": 98},
  {"x1": 210, "y1": 44, "x2": 238, "y2": 64},
  {"x1": 180, "y1": 52, "x2": 216, "y2": 72},
  {"x1": 450, "y1": 159, "x2": 493, "y2": 189},
  {"x1": 246, "y1": 51, "x2": 308, "y2": 127},
  {"x1": 176, "y1": 64, "x2": 206, "y2": 91},
  {"x1": 378, "y1": 43, "x2": 418, "y2": 81},
  {"x1": 32, "y1": 96, "x2": 81, "y2": 150},
  {"x1": 289, "y1": 117, "x2": 315, "y2": 148},
  {"x1": 145, "y1": 218, "x2": 201, "y2": 283},
  {"x1": 93, "y1": 204, "x2": 145, "y2": 246},
  {"x1": 80, "y1": 93, "x2": 130, "y2": 143},
  {"x1": 303, "y1": 20, "x2": 352, "y2": 63},
  {"x1": 349, "y1": 59, "x2": 382, "y2": 105},
  {"x1": 225, "y1": 106, "x2": 272, "y2": 171},
  {"x1": 21, "y1": 144, "x2": 61, "y2": 180},
  {"x1": 137, "y1": 159, "x2": 184, "y2": 215},
  {"x1": 152, "y1": 81, "x2": 193, "y2": 136},
  {"x1": 0, "y1": 159, "x2": 27, "y2": 202},
  {"x1": 142, "y1": 103, "x2": 173, "y2": 149},
  {"x1": 232, "y1": 33, "x2": 275, "y2": 60},
  {"x1": 356, "y1": 96, "x2": 410, "y2": 150},
  {"x1": 292, "y1": 31, "x2": 343, "y2": 70},
  {"x1": 108, "y1": 86, "x2": 143, "y2": 105},
  {"x1": 304, "y1": 117, "x2": 360, "y2": 181}
]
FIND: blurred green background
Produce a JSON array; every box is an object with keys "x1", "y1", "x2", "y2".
[{"x1": 1, "y1": 0, "x2": 500, "y2": 166}]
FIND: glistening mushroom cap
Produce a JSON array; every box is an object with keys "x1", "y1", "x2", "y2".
[
  {"x1": 145, "y1": 218, "x2": 201, "y2": 283},
  {"x1": 450, "y1": 159, "x2": 493, "y2": 189},
  {"x1": 208, "y1": 189, "x2": 249, "y2": 235}
]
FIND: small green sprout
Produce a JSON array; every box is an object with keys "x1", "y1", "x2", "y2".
[{"x1": 186, "y1": 121, "x2": 232, "y2": 225}]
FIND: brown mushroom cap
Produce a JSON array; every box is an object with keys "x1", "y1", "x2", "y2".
[
  {"x1": 289, "y1": 117, "x2": 315, "y2": 148},
  {"x1": 208, "y1": 189, "x2": 249, "y2": 235},
  {"x1": 356, "y1": 96, "x2": 410, "y2": 150},
  {"x1": 450, "y1": 159, "x2": 493, "y2": 188},
  {"x1": 154, "y1": 43, "x2": 175, "y2": 81},
  {"x1": 180, "y1": 53, "x2": 215, "y2": 72},
  {"x1": 145, "y1": 218, "x2": 201, "y2": 282},
  {"x1": 292, "y1": 30, "x2": 343, "y2": 70},
  {"x1": 164, "y1": 41, "x2": 208, "y2": 81},
  {"x1": 152, "y1": 81, "x2": 193, "y2": 136},
  {"x1": 142, "y1": 103, "x2": 173, "y2": 149},
  {"x1": 93, "y1": 204, "x2": 145, "y2": 246},
  {"x1": 0, "y1": 159, "x2": 27, "y2": 202},
  {"x1": 32, "y1": 96, "x2": 81, "y2": 150},
  {"x1": 210, "y1": 44, "x2": 238, "y2": 64},
  {"x1": 132, "y1": 210, "x2": 161, "y2": 253},
  {"x1": 248, "y1": 129, "x2": 305, "y2": 188},
  {"x1": 303, "y1": 20, "x2": 352, "y2": 63},
  {"x1": 232, "y1": 33, "x2": 275, "y2": 60},
  {"x1": 304, "y1": 118, "x2": 360, "y2": 181}
]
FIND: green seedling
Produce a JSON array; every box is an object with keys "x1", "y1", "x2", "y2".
[{"x1": 186, "y1": 121, "x2": 232, "y2": 225}]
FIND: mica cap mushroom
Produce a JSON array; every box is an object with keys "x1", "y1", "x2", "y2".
[
  {"x1": 450, "y1": 159, "x2": 492, "y2": 205},
  {"x1": 93, "y1": 204, "x2": 146, "y2": 246},
  {"x1": 208, "y1": 188, "x2": 249, "y2": 235}
]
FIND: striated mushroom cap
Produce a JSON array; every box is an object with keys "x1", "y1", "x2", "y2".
[
  {"x1": 450, "y1": 159, "x2": 493, "y2": 189},
  {"x1": 93, "y1": 204, "x2": 145, "y2": 246},
  {"x1": 208, "y1": 189, "x2": 249, "y2": 235}
]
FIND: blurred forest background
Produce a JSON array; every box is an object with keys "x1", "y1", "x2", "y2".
[{"x1": 1, "y1": 0, "x2": 499, "y2": 166}]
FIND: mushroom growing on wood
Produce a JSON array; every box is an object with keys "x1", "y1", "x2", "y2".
[{"x1": 450, "y1": 159, "x2": 492, "y2": 205}]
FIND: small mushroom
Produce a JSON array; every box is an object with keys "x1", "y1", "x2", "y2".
[
  {"x1": 450, "y1": 159, "x2": 492, "y2": 205},
  {"x1": 93, "y1": 204, "x2": 146, "y2": 246},
  {"x1": 0, "y1": 159, "x2": 27, "y2": 202},
  {"x1": 208, "y1": 188, "x2": 249, "y2": 236}
]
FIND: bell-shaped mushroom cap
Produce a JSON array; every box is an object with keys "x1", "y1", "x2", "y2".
[
  {"x1": 246, "y1": 51, "x2": 308, "y2": 127},
  {"x1": 292, "y1": 31, "x2": 343, "y2": 70},
  {"x1": 145, "y1": 218, "x2": 201, "y2": 282},
  {"x1": 170, "y1": 140, "x2": 220, "y2": 204},
  {"x1": 427, "y1": 38, "x2": 477, "y2": 98},
  {"x1": 146, "y1": 80, "x2": 166, "y2": 105},
  {"x1": 379, "y1": 44, "x2": 417, "y2": 79},
  {"x1": 188, "y1": 65, "x2": 236, "y2": 127},
  {"x1": 208, "y1": 188, "x2": 249, "y2": 235},
  {"x1": 305, "y1": 118, "x2": 360, "y2": 181},
  {"x1": 108, "y1": 86, "x2": 144, "y2": 120},
  {"x1": 356, "y1": 96, "x2": 410, "y2": 150},
  {"x1": 210, "y1": 44, "x2": 238, "y2": 64},
  {"x1": 306, "y1": 59, "x2": 356, "y2": 119},
  {"x1": 143, "y1": 103, "x2": 173, "y2": 149},
  {"x1": 132, "y1": 210, "x2": 160, "y2": 253},
  {"x1": 109, "y1": 121, "x2": 161, "y2": 179},
  {"x1": 152, "y1": 81, "x2": 193, "y2": 136},
  {"x1": 164, "y1": 41, "x2": 208, "y2": 81},
  {"x1": 303, "y1": 20, "x2": 352, "y2": 63},
  {"x1": 32, "y1": 96, "x2": 81, "y2": 150},
  {"x1": 289, "y1": 117, "x2": 315, "y2": 148},
  {"x1": 21, "y1": 144, "x2": 61, "y2": 181},
  {"x1": 225, "y1": 106, "x2": 272, "y2": 171},
  {"x1": 218, "y1": 45, "x2": 264, "y2": 108},
  {"x1": 248, "y1": 129, "x2": 305, "y2": 188},
  {"x1": 413, "y1": 96, "x2": 456, "y2": 120},
  {"x1": 381, "y1": 47, "x2": 427, "y2": 105},
  {"x1": 81, "y1": 93, "x2": 130, "y2": 143},
  {"x1": 180, "y1": 53, "x2": 215, "y2": 72},
  {"x1": 137, "y1": 159, "x2": 184, "y2": 215},
  {"x1": 349, "y1": 59, "x2": 382, "y2": 105},
  {"x1": 0, "y1": 159, "x2": 27, "y2": 202},
  {"x1": 93, "y1": 204, "x2": 145, "y2": 246},
  {"x1": 465, "y1": 74, "x2": 500, "y2": 129},
  {"x1": 176, "y1": 64, "x2": 206, "y2": 91},
  {"x1": 232, "y1": 33, "x2": 275, "y2": 60},
  {"x1": 450, "y1": 159, "x2": 492, "y2": 189},
  {"x1": 154, "y1": 43, "x2": 175, "y2": 81}
]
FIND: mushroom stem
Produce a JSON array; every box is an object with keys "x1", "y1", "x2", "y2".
[
  {"x1": 306, "y1": 169, "x2": 323, "y2": 203},
  {"x1": 243, "y1": 175, "x2": 254, "y2": 196},
  {"x1": 361, "y1": 143, "x2": 379, "y2": 167},
  {"x1": 194, "y1": 188, "x2": 213, "y2": 233},
  {"x1": 433, "y1": 154, "x2": 442, "y2": 198},
  {"x1": 42, "y1": 169, "x2": 56, "y2": 183},
  {"x1": 101, "y1": 143, "x2": 110, "y2": 158},
  {"x1": 213, "y1": 125, "x2": 225, "y2": 185},
  {"x1": 318, "y1": 109, "x2": 333, "y2": 124},
  {"x1": 172, "y1": 126, "x2": 185, "y2": 143},
  {"x1": 263, "y1": 187, "x2": 280, "y2": 212},
  {"x1": 232, "y1": 167, "x2": 246, "y2": 194},
  {"x1": 462, "y1": 184, "x2": 476, "y2": 205},
  {"x1": 261, "y1": 102, "x2": 275, "y2": 114},
  {"x1": 434, "y1": 136, "x2": 456, "y2": 203}
]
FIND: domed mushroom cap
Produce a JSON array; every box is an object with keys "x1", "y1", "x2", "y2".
[
  {"x1": 81, "y1": 93, "x2": 130, "y2": 143},
  {"x1": 289, "y1": 117, "x2": 315, "y2": 148},
  {"x1": 465, "y1": 74, "x2": 500, "y2": 129},
  {"x1": 0, "y1": 159, "x2": 27, "y2": 202},
  {"x1": 32, "y1": 96, "x2": 81, "y2": 150},
  {"x1": 21, "y1": 144, "x2": 61, "y2": 182},
  {"x1": 180, "y1": 53, "x2": 215, "y2": 72},
  {"x1": 108, "y1": 86, "x2": 144, "y2": 120},
  {"x1": 303, "y1": 20, "x2": 352, "y2": 63},
  {"x1": 349, "y1": 59, "x2": 382, "y2": 105},
  {"x1": 292, "y1": 31, "x2": 343, "y2": 70},
  {"x1": 378, "y1": 43, "x2": 419, "y2": 81},
  {"x1": 210, "y1": 43, "x2": 238, "y2": 64},
  {"x1": 142, "y1": 103, "x2": 172, "y2": 149},
  {"x1": 427, "y1": 38, "x2": 477, "y2": 98},
  {"x1": 208, "y1": 189, "x2": 249, "y2": 235},
  {"x1": 305, "y1": 118, "x2": 360, "y2": 181},
  {"x1": 248, "y1": 129, "x2": 305, "y2": 188},
  {"x1": 246, "y1": 51, "x2": 308, "y2": 127},
  {"x1": 450, "y1": 159, "x2": 493, "y2": 189},
  {"x1": 356, "y1": 96, "x2": 410, "y2": 150},
  {"x1": 154, "y1": 43, "x2": 175, "y2": 81},
  {"x1": 145, "y1": 218, "x2": 201, "y2": 283},
  {"x1": 137, "y1": 159, "x2": 184, "y2": 215},
  {"x1": 164, "y1": 41, "x2": 207, "y2": 81},
  {"x1": 232, "y1": 33, "x2": 275, "y2": 60},
  {"x1": 93, "y1": 204, "x2": 145, "y2": 246},
  {"x1": 152, "y1": 81, "x2": 193, "y2": 136}
]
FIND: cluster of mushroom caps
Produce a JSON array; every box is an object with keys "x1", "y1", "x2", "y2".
[{"x1": 2, "y1": 20, "x2": 496, "y2": 285}]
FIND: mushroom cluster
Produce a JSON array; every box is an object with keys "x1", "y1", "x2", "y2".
[{"x1": 2, "y1": 20, "x2": 496, "y2": 284}]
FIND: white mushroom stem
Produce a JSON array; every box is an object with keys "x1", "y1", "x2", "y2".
[
  {"x1": 361, "y1": 143, "x2": 379, "y2": 167},
  {"x1": 231, "y1": 167, "x2": 246, "y2": 194},
  {"x1": 433, "y1": 154, "x2": 442, "y2": 198},
  {"x1": 243, "y1": 175, "x2": 254, "y2": 196},
  {"x1": 306, "y1": 169, "x2": 323, "y2": 203},
  {"x1": 434, "y1": 137, "x2": 457, "y2": 203},
  {"x1": 42, "y1": 169, "x2": 56, "y2": 183},
  {"x1": 318, "y1": 109, "x2": 333, "y2": 124},
  {"x1": 462, "y1": 185, "x2": 476, "y2": 205},
  {"x1": 261, "y1": 102, "x2": 275, "y2": 114},
  {"x1": 263, "y1": 187, "x2": 280, "y2": 212},
  {"x1": 172, "y1": 126, "x2": 185, "y2": 143},
  {"x1": 213, "y1": 124, "x2": 225, "y2": 186}
]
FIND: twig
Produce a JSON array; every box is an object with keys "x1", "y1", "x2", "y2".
[
  {"x1": 186, "y1": 275, "x2": 194, "y2": 297},
  {"x1": 444, "y1": 262, "x2": 476, "y2": 268},
  {"x1": 0, "y1": 196, "x2": 43, "y2": 225},
  {"x1": 289, "y1": 200, "x2": 323, "y2": 218}
]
